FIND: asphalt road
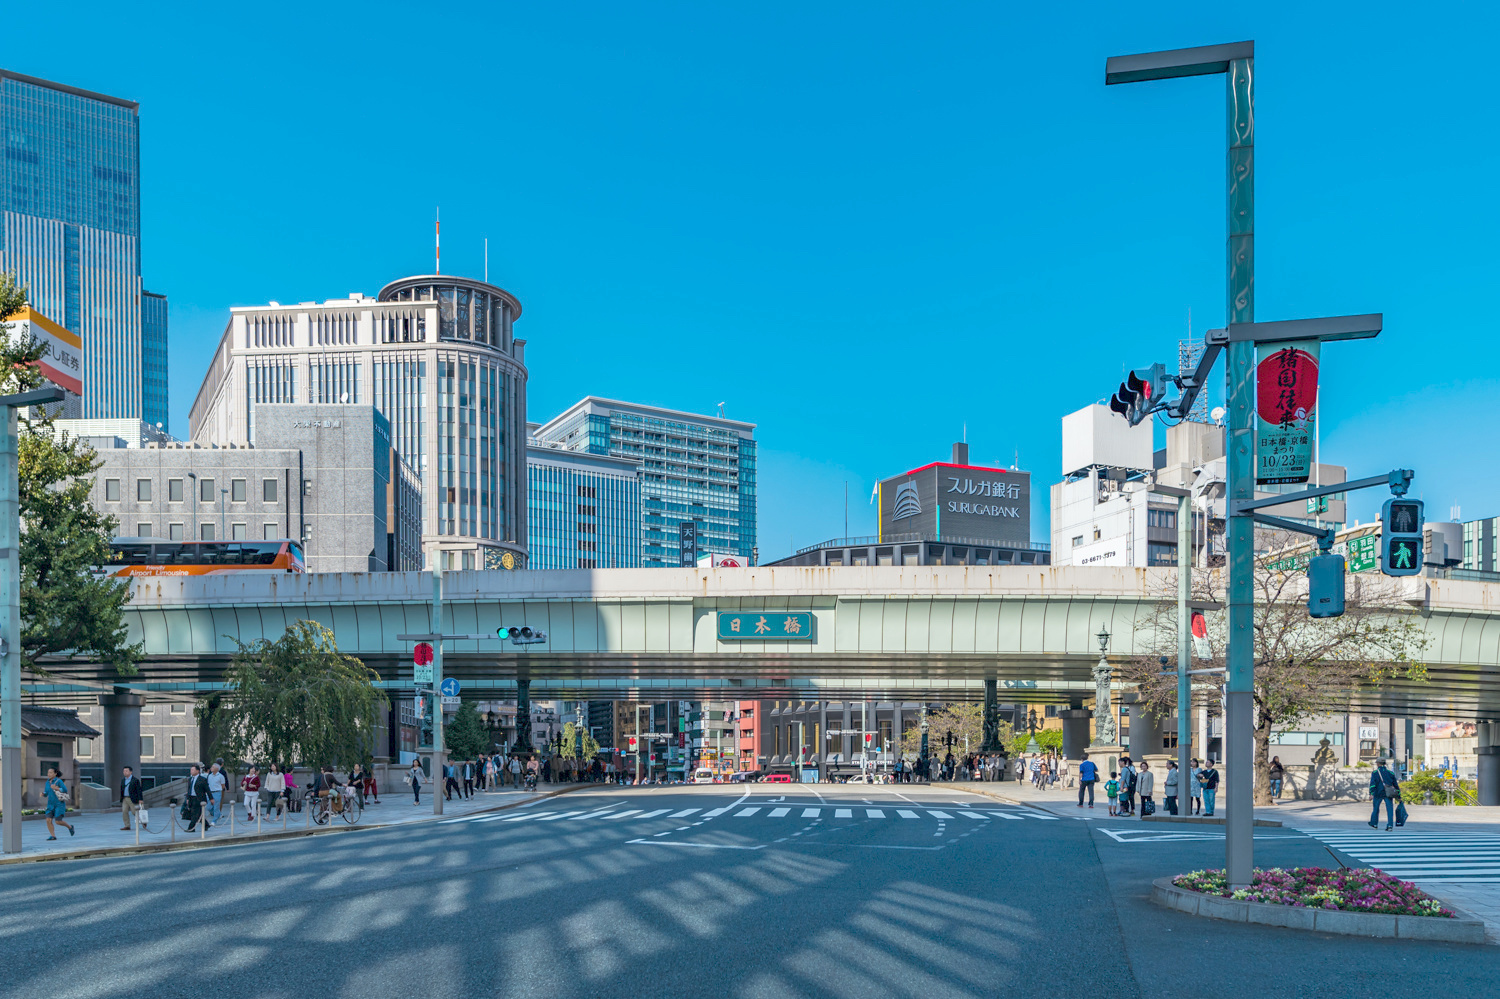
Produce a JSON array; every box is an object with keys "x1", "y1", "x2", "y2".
[{"x1": 0, "y1": 784, "x2": 1496, "y2": 998}]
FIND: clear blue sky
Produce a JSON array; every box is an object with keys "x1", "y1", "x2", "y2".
[{"x1": 11, "y1": 2, "x2": 1497, "y2": 559}]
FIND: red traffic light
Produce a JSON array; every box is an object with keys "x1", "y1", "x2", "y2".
[{"x1": 413, "y1": 642, "x2": 434, "y2": 666}]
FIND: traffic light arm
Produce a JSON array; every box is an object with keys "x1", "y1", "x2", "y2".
[
  {"x1": 1229, "y1": 469, "x2": 1413, "y2": 515},
  {"x1": 1247, "y1": 512, "x2": 1336, "y2": 550}
]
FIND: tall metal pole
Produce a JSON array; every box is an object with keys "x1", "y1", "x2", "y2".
[
  {"x1": 1, "y1": 408, "x2": 20, "y2": 854},
  {"x1": 431, "y1": 553, "x2": 445, "y2": 815},
  {"x1": 1177, "y1": 492, "x2": 1193, "y2": 813},
  {"x1": 1223, "y1": 53, "x2": 1256, "y2": 888}
]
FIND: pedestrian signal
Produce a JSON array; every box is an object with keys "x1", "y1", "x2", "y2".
[{"x1": 1381, "y1": 497, "x2": 1424, "y2": 577}]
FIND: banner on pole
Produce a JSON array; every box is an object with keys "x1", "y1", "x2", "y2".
[{"x1": 1255, "y1": 340, "x2": 1320, "y2": 485}]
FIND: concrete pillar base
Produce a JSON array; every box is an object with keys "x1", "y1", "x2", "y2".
[
  {"x1": 1477, "y1": 746, "x2": 1500, "y2": 807},
  {"x1": 1059, "y1": 709, "x2": 1091, "y2": 760},
  {"x1": 99, "y1": 690, "x2": 143, "y2": 801}
]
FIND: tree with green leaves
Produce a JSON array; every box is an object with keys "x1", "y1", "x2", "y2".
[
  {"x1": 444, "y1": 701, "x2": 493, "y2": 759},
  {"x1": 900, "y1": 703, "x2": 1007, "y2": 758},
  {"x1": 199, "y1": 620, "x2": 386, "y2": 768},
  {"x1": 1, "y1": 273, "x2": 138, "y2": 674},
  {"x1": 558, "y1": 721, "x2": 600, "y2": 760}
]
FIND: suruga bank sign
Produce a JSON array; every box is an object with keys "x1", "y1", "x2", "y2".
[{"x1": 877, "y1": 460, "x2": 1032, "y2": 547}]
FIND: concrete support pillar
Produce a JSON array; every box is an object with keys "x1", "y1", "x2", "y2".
[
  {"x1": 980, "y1": 677, "x2": 1004, "y2": 752},
  {"x1": 842, "y1": 703, "x2": 852, "y2": 763},
  {"x1": 1059, "y1": 709, "x2": 1091, "y2": 761},
  {"x1": 1478, "y1": 721, "x2": 1500, "y2": 807},
  {"x1": 99, "y1": 691, "x2": 143, "y2": 801}
]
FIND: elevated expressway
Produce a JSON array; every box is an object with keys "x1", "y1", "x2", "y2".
[{"x1": 26, "y1": 565, "x2": 1500, "y2": 717}]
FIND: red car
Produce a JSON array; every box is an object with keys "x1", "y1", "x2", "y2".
[{"x1": 762, "y1": 773, "x2": 792, "y2": 783}]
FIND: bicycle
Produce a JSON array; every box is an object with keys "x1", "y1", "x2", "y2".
[{"x1": 308, "y1": 786, "x2": 362, "y2": 825}]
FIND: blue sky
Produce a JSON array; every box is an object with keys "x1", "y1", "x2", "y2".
[{"x1": 10, "y1": 3, "x2": 1497, "y2": 559}]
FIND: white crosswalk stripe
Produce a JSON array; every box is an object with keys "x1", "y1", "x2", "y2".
[
  {"x1": 1302, "y1": 828, "x2": 1500, "y2": 882},
  {"x1": 442, "y1": 803, "x2": 1052, "y2": 826}
]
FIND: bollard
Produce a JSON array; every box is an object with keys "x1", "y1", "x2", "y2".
[
  {"x1": 257, "y1": 800, "x2": 262, "y2": 834},
  {"x1": 170, "y1": 800, "x2": 176, "y2": 842},
  {"x1": 230, "y1": 806, "x2": 234, "y2": 837},
  {"x1": 134, "y1": 808, "x2": 140, "y2": 847}
]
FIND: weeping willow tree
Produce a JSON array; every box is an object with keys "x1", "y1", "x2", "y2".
[{"x1": 200, "y1": 620, "x2": 386, "y2": 768}]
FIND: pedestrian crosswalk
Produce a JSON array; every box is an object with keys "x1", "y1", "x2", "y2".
[
  {"x1": 1301, "y1": 828, "x2": 1500, "y2": 883},
  {"x1": 442, "y1": 803, "x2": 1057, "y2": 827}
]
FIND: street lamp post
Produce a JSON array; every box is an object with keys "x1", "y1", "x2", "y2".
[
  {"x1": 1, "y1": 386, "x2": 64, "y2": 854},
  {"x1": 1091, "y1": 627, "x2": 1116, "y2": 747}
]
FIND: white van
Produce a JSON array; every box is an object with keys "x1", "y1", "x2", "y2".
[{"x1": 692, "y1": 768, "x2": 716, "y2": 784}]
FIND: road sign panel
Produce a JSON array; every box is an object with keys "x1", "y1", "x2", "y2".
[
  {"x1": 717, "y1": 611, "x2": 814, "y2": 641},
  {"x1": 414, "y1": 662, "x2": 433, "y2": 685},
  {"x1": 440, "y1": 677, "x2": 460, "y2": 697}
]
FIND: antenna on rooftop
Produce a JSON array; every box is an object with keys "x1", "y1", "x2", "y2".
[
  {"x1": 717, "y1": 401, "x2": 726, "y2": 418},
  {"x1": 435, "y1": 207, "x2": 441, "y2": 275},
  {"x1": 484, "y1": 236, "x2": 488, "y2": 283}
]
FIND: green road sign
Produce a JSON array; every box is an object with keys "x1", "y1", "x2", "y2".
[{"x1": 717, "y1": 611, "x2": 814, "y2": 641}]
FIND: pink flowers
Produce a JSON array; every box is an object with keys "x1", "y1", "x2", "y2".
[{"x1": 1173, "y1": 867, "x2": 1455, "y2": 917}]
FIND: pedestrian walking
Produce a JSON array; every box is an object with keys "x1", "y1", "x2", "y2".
[
  {"x1": 406, "y1": 759, "x2": 425, "y2": 804},
  {"x1": 1163, "y1": 760, "x2": 1180, "y2": 815},
  {"x1": 119, "y1": 765, "x2": 143, "y2": 830},
  {"x1": 41, "y1": 767, "x2": 75, "y2": 840},
  {"x1": 1268, "y1": 756, "x2": 1285, "y2": 801},
  {"x1": 1105, "y1": 772, "x2": 1121, "y2": 816},
  {"x1": 1076, "y1": 752, "x2": 1099, "y2": 808},
  {"x1": 205, "y1": 761, "x2": 227, "y2": 826},
  {"x1": 1137, "y1": 761, "x2": 1155, "y2": 816},
  {"x1": 509, "y1": 755, "x2": 522, "y2": 788},
  {"x1": 182, "y1": 764, "x2": 210, "y2": 831},
  {"x1": 1037, "y1": 758, "x2": 1050, "y2": 791},
  {"x1": 1189, "y1": 758, "x2": 1203, "y2": 815},
  {"x1": 1368, "y1": 758, "x2": 1405, "y2": 830},
  {"x1": 263, "y1": 765, "x2": 286, "y2": 816},
  {"x1": 241, "y1": 766, "x2": 261, "y2": 822},
  {"x1": 461, "y1": 759, "x2": 475, "y2": 799},
  {"x1": 1199, "y1": 760, "x2": 1220, "y2": 816},
  {"x1": 348, "y1": 763, "x2": 368, "y2": 808}
]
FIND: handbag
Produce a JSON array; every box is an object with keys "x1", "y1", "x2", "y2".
[
  {"x1": 137, "y1": 807, "x2": 150, "y2": 827},
  {"x1": 1141, "y1": 799, "x2": 1156, "y2": 816}
]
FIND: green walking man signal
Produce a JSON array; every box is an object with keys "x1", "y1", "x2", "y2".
[{"x1": 1381, "y1": 497, "x2": 1424, "y2": 577}]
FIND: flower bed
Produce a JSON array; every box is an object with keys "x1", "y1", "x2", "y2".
[{"x1": 1172, "y1": 867, "x2": 1453, "y2": 918}]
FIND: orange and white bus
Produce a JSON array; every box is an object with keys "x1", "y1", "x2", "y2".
[{"x1": 105, "y1": 538, "x2": 306, "y2": 576}]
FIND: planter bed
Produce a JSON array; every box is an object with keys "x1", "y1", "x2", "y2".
[{"x1": 1152, "y1": 868, "x2": 1486, "y2": 943}]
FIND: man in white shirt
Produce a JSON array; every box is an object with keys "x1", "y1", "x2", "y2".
[{"x1": 205, "y1": 762, "x2": 228, "y2": 825}]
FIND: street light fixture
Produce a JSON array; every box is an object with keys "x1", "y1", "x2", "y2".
[{"x1": 1096, "y1": 627, "x2": 1111, "y2": 653}]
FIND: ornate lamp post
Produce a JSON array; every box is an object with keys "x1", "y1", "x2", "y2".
[{"x1": 1092, "y1": 627, "x2": 1118, "y2": 747}]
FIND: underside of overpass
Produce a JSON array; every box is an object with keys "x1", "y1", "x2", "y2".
[{"x1": 20, "y1": 565, "x2": 1500, "y2": 718}]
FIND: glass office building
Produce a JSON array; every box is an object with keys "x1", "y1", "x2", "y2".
[
  {"x1": 188, "y1": 275, "x2": 528, "y2": 570},
  {"x1": 527, "y1": 439, "x2": 642, "y2": 569},
  {"x1": 142, "y1": 290, "x2": 168, "y2": 429},
  {"x1": 534, "y1": 398, "x2": 756, "y2": 567},
  {"x1": 1, "y1": 69, "x2": 153, "y2": 420}
]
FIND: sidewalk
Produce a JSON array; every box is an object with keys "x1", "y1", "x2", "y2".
[{"x1": 0, "y1": 782, "x2": 585, "y2": 864}]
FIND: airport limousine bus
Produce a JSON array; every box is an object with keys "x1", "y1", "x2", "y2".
[{"x1": 105, "y1": 538, "x2": 306, "y2": 576}]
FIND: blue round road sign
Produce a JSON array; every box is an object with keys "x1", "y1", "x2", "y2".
[{"x1": 440, "y1": 678, "x2": 461, "y2": 697}]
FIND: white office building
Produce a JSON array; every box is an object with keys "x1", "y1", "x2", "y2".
[{"x1": 189, "y1": 275, "x2": 527, "y2": 569}]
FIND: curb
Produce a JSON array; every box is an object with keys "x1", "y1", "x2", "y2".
[
  {"x1": 0, "y1": 785, "x2": 587, "y2": 866},
  {"x1": 929, "y1": 783, "x2": 1054, "y2": 815},
  {"x1": 1150, "y1": 876, "x2": 1488, "y2": 944},
  {"x1": 1142, "y1": 814, "x2": 1283, "y2": 827}
]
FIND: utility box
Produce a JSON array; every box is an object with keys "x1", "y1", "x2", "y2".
[{"x1": 1308, "y1": 553, "x2": 1346, "y2": 618}]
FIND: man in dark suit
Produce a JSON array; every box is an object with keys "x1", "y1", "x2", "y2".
[
  {"x1": 183, "y1": 764, "x2": 211, "y2": 831},
  {"x1": 120, "y1": 766, "x2": 144, "y2": 830}
]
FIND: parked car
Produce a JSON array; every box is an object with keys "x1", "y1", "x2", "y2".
[
  {"x1": 762, "y1": 773, "x2": 792, "y2": 783},
  {"x1": 693, "y1": 768, "x2": 716, "y2": 784},
  {"x1": 728, "y1": 771, "x2": 761, "y2": 783}
]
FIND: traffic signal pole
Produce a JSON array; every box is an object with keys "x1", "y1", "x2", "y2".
[{"x1": 431, "y1": 558, "x2": 445, "y2": 815}]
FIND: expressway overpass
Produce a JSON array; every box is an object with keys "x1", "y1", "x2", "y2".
[{"x1": 25, "y1": 565, "x2": 1500, "y2": 718}]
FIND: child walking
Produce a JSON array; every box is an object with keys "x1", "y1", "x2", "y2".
[{"x1": 1105, "y1": 771, "x2": 1121, "y2": 816}]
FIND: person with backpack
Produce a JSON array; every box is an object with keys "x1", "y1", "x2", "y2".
[
  {"x1": 1369, "y1": 759, "x2": 1403, "y2": 831},
  {"x1": 1268, "y1": 756, "x2": 1286, "y2": 801},
  {"x1": 1199, "y1": 761, "x2": 1220, "y2": 816},
  {"x1": 1105, "y1": 772, "x2": 1121, "y2": 815},
  {"x1": 1118, "y1": 757, "x2": 1137, "y2": 816},
  {"x1": 1137, "y1": 761, "x2": 1155, "y2": 816},
  {"x1": 1076, "y1": 752, "x2": 1099, "y2": 808}
]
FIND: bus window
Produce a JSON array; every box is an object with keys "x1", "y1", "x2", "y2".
[
  {"x1": 153, "y1": 543, "x2": 185, "y2": 564},
  {"x1": 289, "y1": 541, "x2": 306, "y2": 567},
  {"x1": 114, "y1": 544, "x2": 152, "y2": 564}
]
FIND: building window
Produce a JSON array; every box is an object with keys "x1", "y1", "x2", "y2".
[
  {"x1": 263, "y1": 478, "x2": 278, "y2": 502},
  {"x1": 140, "y1": 735, "x2": 155, "y2": 757},
  {"x1": 1147, "y1": 542, "x2": 1177, "y2": 566},
  {"x1": 104, "y1": 479, "x2": 120, "y2": 502},
  {"x1": 137, "y1": 523, "x2": 151, "y2": 537},
  {"x1": 231, "y1": 523, "x2": 247, "y2": 540},
  {"x1": 200, "y1": 478, "x2": 215, "y2": 502},
  {"x1": 1093, "y1": 528, "x2": 1101, "y2": 541},
  {"x1": 200, "y1": 524, "x2": 215, "y2": 541},
  {"x1": 168, "y1": 478, "x2": 184, "y2": 502},
  {"x1": 76, "y1": 737, "x2": 93, "y2": 757},
  {"x1": 169, "y1": 523, "x2": 184, "y2": 540},
  {"x1": 303, "y1": 479, "x2": 313, "y2": 496},
  {"x1": 170, "y1": 703, "x2": 187, "y2": 714},
  {"x1": 170, "y1": 735, "x2": 186, "y2": 757},
  {"x1": 1072, "y1": 536, "x2": 1083, "y2": 547},
  {"x1": 264, "y1": 523, "x2": 279, "y2": 540},
  {"x1": 231, "y1": 479, "x2": 246, "y2": 502},
  {"x1": 136, "y1": 479, "x2": 152, "y2": 501}
]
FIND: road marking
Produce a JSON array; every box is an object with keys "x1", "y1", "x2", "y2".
[
  {"x1": 567, "y1": 810, "x2": 616, "y2": 820},
  {"x1": 802, "y1": 808, "x2": 821, "y2": 817},
  {"x1": 668, "y1": 809, "x2": 701, "y2": 818},
  {"x1": 625, "y1": 839, "x2": 765, "y2": 850},
  {"x1": 534, "y1": 810, "x2": 589, "y2": 821},
  {"x1": 897, "y1": 810, "x2": 919, "y2": 819},
  {"x1": 703, "y1": 807, "x2": 732, "y2": 817},
  {"x1": 634, "y1": 809, "x2": 670, "y2": 819},
  {"x1": 960, "y1": 811, "x2": 989, "y2": 819},
  {"x1": 835, "y1": 809, "x2": 853, "y2": 818},
  {"x1": 604, "y1": 809, "x2": 642, "y2": 820},
  {"x1": 769, "y1": 807, "x2": 790, "y2": 817},
  {"x1": 866, "y1": 809, "x2": 885, "y2": 818},
  {"x1": 502, "y1": 811, "x2": 553, "y2": 822},
  {"x1": 736, "y1": 807, "x2": 761, "y2": 817},
  {"x1": 927, "y1": 810, "x2": 953, "y2": 819},
  {"x1": 1301, "y1": 829, "x2": 1500, "y2": 881}
]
